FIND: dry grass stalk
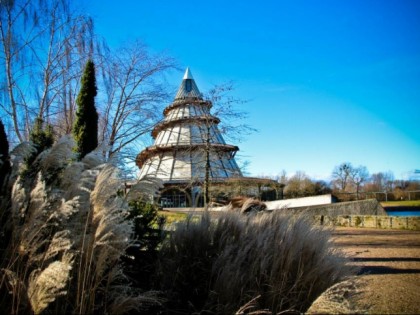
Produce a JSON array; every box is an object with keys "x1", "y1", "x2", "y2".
[{"x1": 235, "y1": 295, "x2": 271, "y2": 314}]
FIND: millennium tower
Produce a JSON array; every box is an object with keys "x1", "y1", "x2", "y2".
[{"x1": 136, "y1": 68, "x2": 242, "y2": 207}]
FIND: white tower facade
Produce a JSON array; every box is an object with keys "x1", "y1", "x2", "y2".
[{"x1": 136, "y1": 68, "x2": 242, "y2": 187}]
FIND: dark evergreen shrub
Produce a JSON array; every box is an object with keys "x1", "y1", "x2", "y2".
[
  {"x1": 123, "y1": 200, "x2": 166, "y2": 290},
  {"x1": 0, "y1": 119, "x2": 10, "y2": 188},
  {"x1": 73, "y1": 59, "x2": 98, "y2": 159},
  {"x1": 0, "y1": 119, "x2": 12, "y2": 264},
  {"x1": 0, "y1": 119, "x2": 9, "y2": 161},
  {"x1": 21, "y1": 118, "x2": 54, "y2": 180},
  {"x1": 29, "y1": 118, "x2": 54, "y2": 151}
]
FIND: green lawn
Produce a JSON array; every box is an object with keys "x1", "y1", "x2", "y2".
[
  {"x1": 158, "y1": 210, "x2": 188, "y2": 224},
  {"x1": 158, "y1": 210, "x2": 214, "y2": 226},
  {"x1": 381, "y1": 200, "x2": 420, "y2": 207}
]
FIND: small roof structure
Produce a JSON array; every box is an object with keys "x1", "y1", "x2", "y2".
[
  {"x1": 175, "y1": 68, "x2": 203, "y2": 100},
  {"x1": 183, "y1": 67, "x2": 194, "y2": 79}
]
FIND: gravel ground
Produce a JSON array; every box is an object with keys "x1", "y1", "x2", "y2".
[{"x1": 309, "y1": 227, "x2": 420, "y2": 314}]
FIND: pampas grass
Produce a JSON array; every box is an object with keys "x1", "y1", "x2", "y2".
[
  {"x1": 0, "y1": 136, "x2": 162, "y2": 314},
  {"x1": 128, "y1": 176, "x2": 164, "y2": 200},
  {"x1": 8, "y1": 141, "x2": 38, "y2": 181},
  {"x1": 158, "y1": 211, "x2": 356, "y2": 314},
  {"x1": 75, "y1": 163, "x2": 133, "y2": 314},
  {"x1": 28, "y1": 253, "x2": 74, "y2": 314}
]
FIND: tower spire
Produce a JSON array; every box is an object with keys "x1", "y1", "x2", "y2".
[
  {"x1": 183, "y1": 67, "x2": 193, "y2": 79},
  {"x1": 175, "y1": 67, "x2": 202, "y2": 99}
]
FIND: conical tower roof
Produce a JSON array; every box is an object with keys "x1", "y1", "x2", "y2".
[
  {"x1": 175, "y1": 68, "x2": 202, "y2": 99},
  {"x1": 136, "y1": 68, "x2": 242, "y2": 183}
]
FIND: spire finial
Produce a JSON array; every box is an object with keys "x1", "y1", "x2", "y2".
[
  {"x1": 175, "y1": 67, "x2": 202, "y2": 99},
  {"x1": 183, "y1": 67, "x2": 193, "y2": 79}
]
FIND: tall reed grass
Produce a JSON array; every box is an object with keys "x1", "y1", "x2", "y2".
[
  {"x1": 0, "y1": 136, "x2": 161, "y2": 314},
  {"x1": 158, "y1": 211, "x2": 356, "y2": 314}
]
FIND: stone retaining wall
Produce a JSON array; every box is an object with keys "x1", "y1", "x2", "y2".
[
  {"x1": 270, "y1": 199, "x2": 386, "y2": 216},
  {"x1": 314, "y1": 215, "x2": 420, "y2": 231}
]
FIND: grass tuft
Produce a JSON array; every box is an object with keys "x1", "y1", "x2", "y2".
[{"x1": 158, "y1": 211, "x2": 356, "y2": 314}]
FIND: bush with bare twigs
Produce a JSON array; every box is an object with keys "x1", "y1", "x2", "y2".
[{"x1": 158, "y1": 211, "x2": 356, "y2": 314}]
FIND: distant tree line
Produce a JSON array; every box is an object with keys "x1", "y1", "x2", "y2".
[
  {"x1": 270, "y1": 164, "x2": 420, "y2": 201},
  {"x1": 330, "y1": 162, "x2": 420, "y2": 201}
]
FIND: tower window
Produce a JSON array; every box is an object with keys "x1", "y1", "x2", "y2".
[{"x1": 185, "y1": 79, "x2": 192, "y2": 92}]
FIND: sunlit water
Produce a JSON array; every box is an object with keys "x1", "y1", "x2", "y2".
[{"x1": 385, "y1": 207, "x2": 420, "y2": 217}]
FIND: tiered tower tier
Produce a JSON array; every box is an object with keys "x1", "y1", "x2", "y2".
[{"x1": 136, "y1": 68, "x2": 242, "y2": 183}]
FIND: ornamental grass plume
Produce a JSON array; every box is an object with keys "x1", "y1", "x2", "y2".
[
  {"x1": 7, "y1": 141, "x2": 37, "y2": 188},
  {"x1": 0, "y1": 135, "x2": 161, "y2": 314},
  {"x1": 127, "y1": 175, "x2": 164, "y2": 202},
  {"x1": 158, "y1": 211, "x2": 356, "y2": 314},
  {"x1": 28, "y1": 253, "x2": 74, "y2": 315}
]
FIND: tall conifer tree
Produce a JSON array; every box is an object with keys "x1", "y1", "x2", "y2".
[
  {"x1": 0, "y1": 119, "x2": 11, "y2": 189},
  {"x1": 0, "y1": 119, "x2": 9, "y2": 162},
  {"x1": 73, "y1": 60, "x2": 98, "y2": 159}
]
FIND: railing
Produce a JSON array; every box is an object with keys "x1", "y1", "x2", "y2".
[{"x1": 334, "y1": 190, "x2": 420, "y2": 202}]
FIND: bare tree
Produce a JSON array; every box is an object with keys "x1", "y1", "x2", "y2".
[
  {"x1": 206, "y1": 82, "x2": 255, "y2": 144},
  {"x1": 200, "y1": 82, "x2": 255, "y2": 205},
  {"x1": 275, "y1": 170, "x2": 288, "y2": 199},
  {"x1": 0, "y1": 0, "x2": 94, "y2": 144},
  {"x1": 332, "y1": 162, "x2": 353, "y2": 192},
  {"x1": 284, "y1": 171, "x2": 317, "y2": 198},
  {"x1": 97, "y1": 40, "x2": 176, "y2": 159},
  {"x1": 276, "y1": 170, "x2": 288, "y2": 186},
  {"x1": 369, "y1": 171, "x2": 395, "y2": 192},
  {"x1": 350, "y1": 165, "x2": 369, "y2": 200}
]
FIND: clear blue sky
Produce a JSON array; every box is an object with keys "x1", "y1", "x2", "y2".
[{"x1": 84, "y1": 0, "x2": 420, "y2": 181}]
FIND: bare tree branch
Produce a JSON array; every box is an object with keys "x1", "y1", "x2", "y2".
[
  {"x1": 96, "y1": 40, "x2": 176, "y2": 159},
  {"x1": 0, "y1": 0, "x2": 94, "y2": 143}
]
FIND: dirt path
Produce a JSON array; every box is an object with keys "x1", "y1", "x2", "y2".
[{"x1": 327, "y1": 228, "x2": 420, "y2": 314}]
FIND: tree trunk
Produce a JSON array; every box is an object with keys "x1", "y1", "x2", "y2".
[
  {"x1": 1, "y1": 16, "x2": 24, "y2": 142},
  {"x1": 204, "y1": 125, "x2": 211, "y2": 207}
]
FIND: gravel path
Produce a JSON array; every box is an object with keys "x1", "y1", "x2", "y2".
[{"x1": 313, "y1": 227, "x2": 420, "y2": 314}]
